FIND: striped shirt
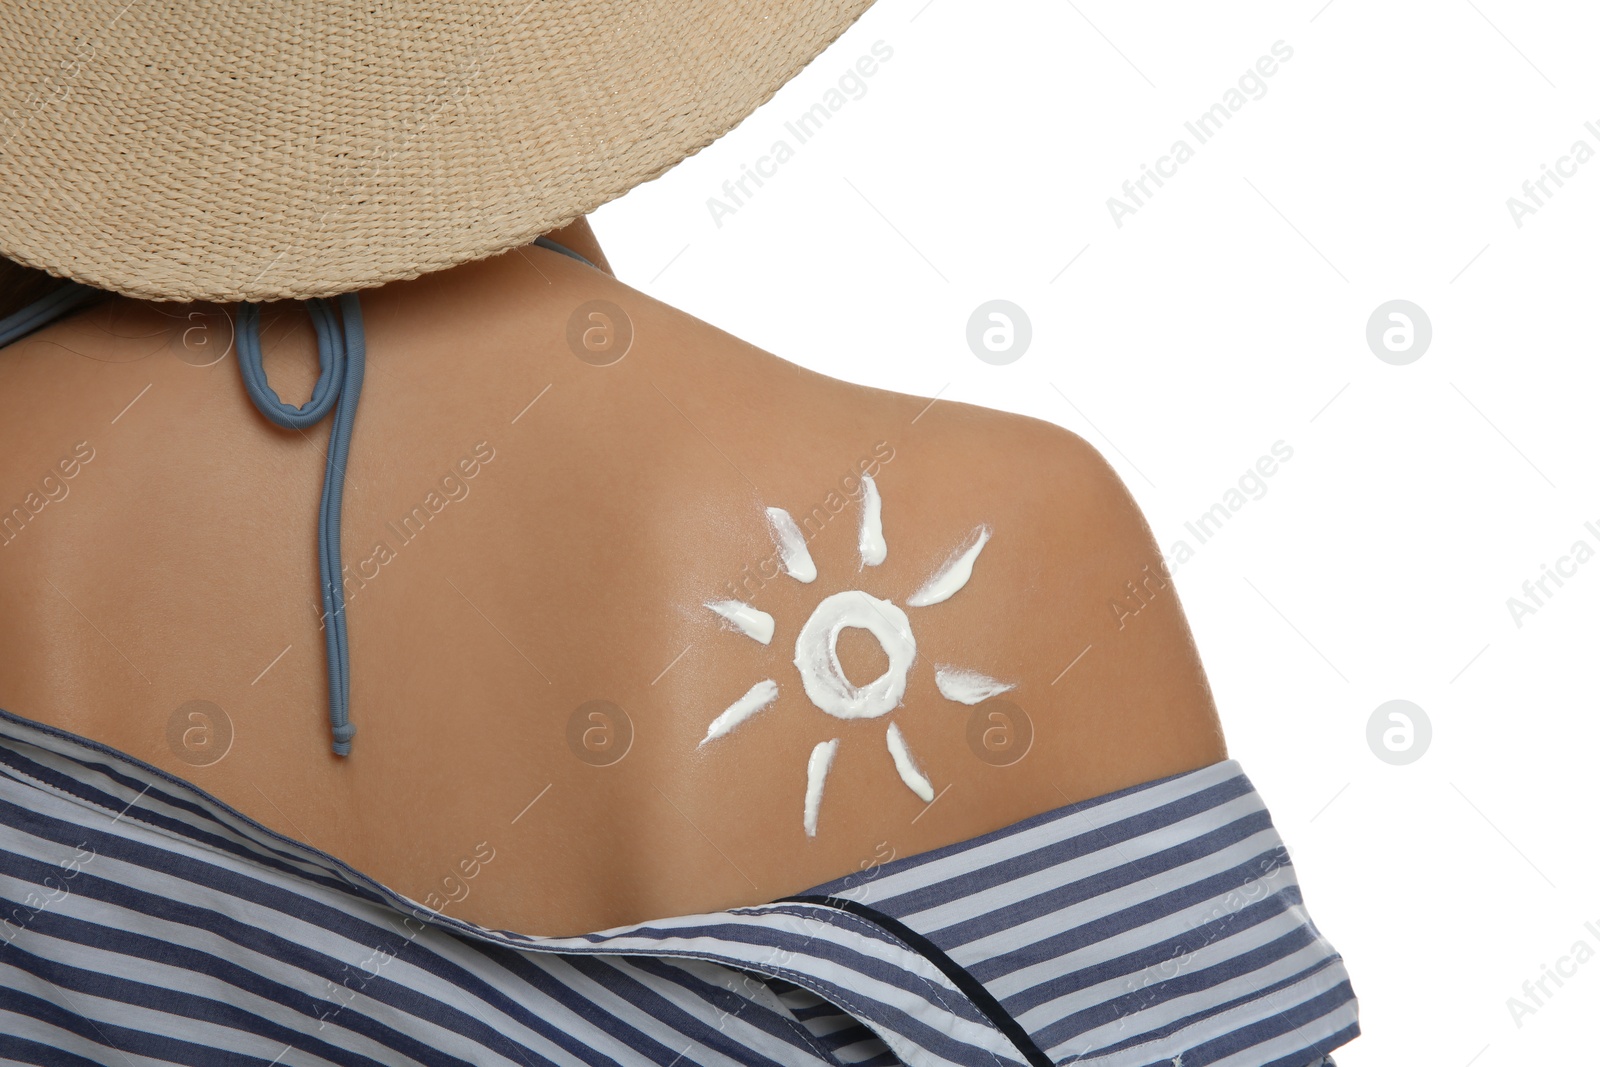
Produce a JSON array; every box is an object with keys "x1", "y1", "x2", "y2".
[{"x1": 0, "y1": 706, "x2": 1358, "y2": 1065}]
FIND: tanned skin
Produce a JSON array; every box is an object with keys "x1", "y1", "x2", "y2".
[{"x1": 0, "y1": 218, "x2": 1225, "y2": 937}]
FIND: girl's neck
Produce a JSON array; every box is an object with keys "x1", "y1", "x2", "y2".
[{"x1": 542, "y1": 216, "x2": 612, "y2": 277}]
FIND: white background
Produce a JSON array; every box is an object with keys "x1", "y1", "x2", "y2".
[{"x1": 591, "y1": 1, "x2": 1600, "y2": 1063}]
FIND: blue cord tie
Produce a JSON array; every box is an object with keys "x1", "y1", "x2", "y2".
[
  {"x1": 2, "y1": 235, "x2": 597, "y2": 758},
  {"x1": 235, "y1": 293, "x2": 366, "y2": 755},
  {"x1": 0, "y1": 281, "x2": 103, "y2": 346}
]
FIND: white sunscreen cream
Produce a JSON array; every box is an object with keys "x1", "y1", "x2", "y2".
[
  {"x1": 804, "y1": 738, "x2": 840, "y2": 837},
  {"x1": 766, "y1": 507, "x2": 817, "y2": 583},
  {"x1": 885, "y1": 721, "x2": 934, "y2": 802},
  {"x1": 699, "y1": 679, "x2": 780, "y2": 746},
  {"x1": 858, "y1": 474, "x2": 886, "y2": 567},
  {"x1": 697, "y1": 483, "x2": 1014, "y2": 838},
  {"x1": 907, "y1": 525, "x2": 991, "y2": 607},
  {"x1": 704, "y1": 599, "x2": 775, "y2": 645},
  {"x1": 934, "y1": 665, "x2": 1015, "y2": 705},
  {"x1": 794, "y1": 590, "x2": 916, "y2": 720}
]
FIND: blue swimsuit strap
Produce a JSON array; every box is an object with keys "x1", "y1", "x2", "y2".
[{"x1": 0, "y1": 234, "x2": 598, "y2": 755}]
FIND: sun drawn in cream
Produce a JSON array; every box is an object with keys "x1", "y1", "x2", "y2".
[{"x1": 698, "y1": 474, "x2": 1016, "y2": 837}]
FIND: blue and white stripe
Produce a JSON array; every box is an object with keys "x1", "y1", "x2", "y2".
[{"x1": 0, "y1": 706, "x2": 1357, "y2": 1065}]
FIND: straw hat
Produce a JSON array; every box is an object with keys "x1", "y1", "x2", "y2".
[{"x1": 0, "y1": 0, "x2": 877, "y2": 303}]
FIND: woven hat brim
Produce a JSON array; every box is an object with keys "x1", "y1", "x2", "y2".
[{"x1": 0, "y1": 0, "x2": 877, "y2": 302}]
